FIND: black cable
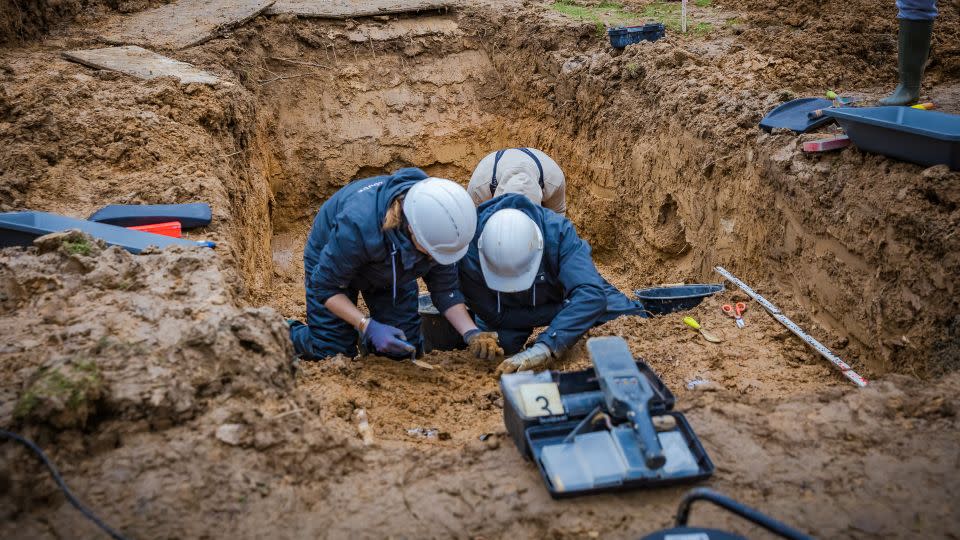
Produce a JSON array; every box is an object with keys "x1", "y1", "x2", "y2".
[
  {"x1": 676, "y1": 488, "x2": 813, "y2": 540},
  {"x1": 0, "y1": 430, "x2": 130, "y2": 540}
]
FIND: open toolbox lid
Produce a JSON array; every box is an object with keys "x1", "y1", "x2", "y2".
[{"x1": 500, "y1": 340, "x2": 674, "y2": 458}]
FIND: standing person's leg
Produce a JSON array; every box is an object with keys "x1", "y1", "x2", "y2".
[
  {"x1": 290, "y1": 288, "x2": 360, "y2": 359},
  {"x1": 880, "y1": 0, "x2": 936, "y2": 105},
  {"x1": 363, "y1": 281, "x2": 423, "y2": 358},
  {"x1": 897, "y1": 0, "x2": 938, "y2": 19}
]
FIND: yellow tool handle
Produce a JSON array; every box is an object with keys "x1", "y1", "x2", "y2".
[{"x1": 683, "y1": 316, "x2": 701, "y2": 330}]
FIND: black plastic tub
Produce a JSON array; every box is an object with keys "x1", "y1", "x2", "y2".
[
  {"x1": 418, "y1": 294, "x2": 466, "y2": 353},
  {"x1": 634, "y1": 284, "x2": 724, "y2": 316},
  {"x1": 607, "y1": 23, "x2": 665, "y2": 48},
  {"x1": 823, "y1": 106, "x2": 960, "y2": 170}
]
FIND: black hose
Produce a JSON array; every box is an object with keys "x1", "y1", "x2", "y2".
[
  {"x1": 676, "y1": 487, "x2": 813, "y2": 540},
  {"x1": 0, "y1": 430, "x2": 130, "y2": 540}
]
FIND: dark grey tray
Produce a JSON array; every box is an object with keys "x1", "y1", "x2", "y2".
[
  {"x1": 0, "y1": 211, "x2": 209, "y2": 253},
  {"x1": 824, "y1": 106, "x2": 960, "y2": 170}
]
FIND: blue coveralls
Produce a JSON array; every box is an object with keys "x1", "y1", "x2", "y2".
[
  {"x1": 290, "y1": 168, "x2": 466, "y2": 360},
  {"x1": 897, "y1": 0, "x2": 937, "y2": 20},
  {"x1": 458, "y1": 194, "x2": 647, "y2": 356}
]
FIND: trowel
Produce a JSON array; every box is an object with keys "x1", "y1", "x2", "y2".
[
  {"x1": 683, "y1": 317, "x2": 723, "y2": 343},
  {"x1": 406, "y1": 344, "x2": 435, "y2": 370}
]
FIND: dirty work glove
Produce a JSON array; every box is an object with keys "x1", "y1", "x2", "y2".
[
  {"x1": 496, "y1": 343, "x2": 552, "y2": 376},
  {"x1": 464, "y1": 329, "x2": 504, "y2": 360},
  {"x1": 363, "y1": 319, "x2": 415, "y2": 356}
]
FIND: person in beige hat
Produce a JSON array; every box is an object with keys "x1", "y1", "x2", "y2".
[{"x1": 467, "y1": 148, "x2": 566, "y2": 214}]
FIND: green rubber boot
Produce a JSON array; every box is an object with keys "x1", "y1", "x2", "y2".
[{"x1": 879, "y1": 19, "x2": 934, "y2": 106}]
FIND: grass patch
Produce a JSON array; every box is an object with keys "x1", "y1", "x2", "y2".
[
  {"x1": 14, "y1": 359, "x2": 103, "y2": 424},
  {"x1": 694, "y1": 22, "x2": 713, "y2": 33},
  {"x1": 550, "y1": 0, "x2": 714, "y2": 35},
  {"x1": 642, "y1": 1, "x2": 715, "y2": 33},
  {"x1": 550, "y1": 0, "x2": 645, "y2": 27},
  {"x1": 642, "y1": 1, "x2": 680, "y2": 30},
  {"x1": 63, "y1": 238, "x2": 92, "y2": 256}
]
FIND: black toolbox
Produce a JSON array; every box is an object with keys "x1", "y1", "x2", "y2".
[{"x1": 500, "y1": 337, "x2": 714, "y2": 498}]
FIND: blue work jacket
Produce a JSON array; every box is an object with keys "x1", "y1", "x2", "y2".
[
  {"x1": 304, "y1": 168, "x2": 465, "y2": 314},
  {"x1": 458, "y1": 194, "x2": 611, "y2": 353}
]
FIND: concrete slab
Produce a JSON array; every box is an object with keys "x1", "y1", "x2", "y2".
[
  {"x1": 101, "y1": 0, "x2": 274, "y2": 50},
  {"x1": 62, "y1": 46, "x2": 222, "y2": 85},
  {"x1": 268, "y1": 0, "x2": 455, "y2": 19}
]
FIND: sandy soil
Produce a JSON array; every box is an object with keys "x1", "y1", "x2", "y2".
[{"x1": 0, "y1": 0, "x2": 959, "y2": 538}]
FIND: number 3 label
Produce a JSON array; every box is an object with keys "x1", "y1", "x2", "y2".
[{"x1": 519, "y1": 383, "x2": 564, "y2": 417}]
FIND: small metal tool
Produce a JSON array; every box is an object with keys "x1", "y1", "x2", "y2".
[{"x1": 722, "y1": 302, "x2": 747, "y2": 329}]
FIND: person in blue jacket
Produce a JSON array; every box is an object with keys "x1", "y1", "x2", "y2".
[
  {"x1": 458, "y1": 193, "x2": 648, "y2": 374},
  {"x1": 289, "y1": 168, "x2": 504, "y2": 361}
]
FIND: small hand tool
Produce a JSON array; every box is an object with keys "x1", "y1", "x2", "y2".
[
  {"x1": 722, "y1": 302, "x2": 747, "y2": 329},
  {"x1": 683, "y1": 317, "x2": 723, "y2": 343},
  {"x1": 405, "y1": 343, "x2": 434, "y2": 370}
]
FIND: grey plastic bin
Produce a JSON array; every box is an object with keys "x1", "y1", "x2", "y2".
[
  {"x1": 823, "y1": 106, "x2": 960, "y2": 170},
  {"x1": 0, "y1": 211, "x2": 208, "y2": 253}
]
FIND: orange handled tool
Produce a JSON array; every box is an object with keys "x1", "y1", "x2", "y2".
[
  {"x1": 722, "y1": 302, "x2": 747, "y2": 329},
  {"x1": 127, "y1": 221, "x2": 182, "y2": 238}
]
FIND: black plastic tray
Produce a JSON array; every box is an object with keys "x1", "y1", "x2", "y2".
[
  {"x1": 824, "y1": 106, "x2": 960, "y2": 170},
  {"x1": 526, "y1": 412, "x2": 714, "y2": 499},
  {"x1": 501, "y1": 360, "x2": 675, "y2": 458},
  {"x1": 88, "y1": 203, "x2": 212, "y2": 229}
]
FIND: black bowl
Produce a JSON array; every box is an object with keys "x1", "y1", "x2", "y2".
[{"x1": 634, "y1": 284, "x2": 725, "y2": 316}]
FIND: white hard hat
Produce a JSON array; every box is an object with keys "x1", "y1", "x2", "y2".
[
  {"x1": 404, "y1": 177, "x2": 477, "y2": 265},
  {"x1": 493, "y1": 170, "x2": 543, "y2": 206},
  {"x1": 478, "y1": 208, "x2": 544, "y2": 292}
]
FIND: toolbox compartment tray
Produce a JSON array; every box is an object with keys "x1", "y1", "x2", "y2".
[{"x1": 526, "y1": 412, "x2": 714, "y2": 498}]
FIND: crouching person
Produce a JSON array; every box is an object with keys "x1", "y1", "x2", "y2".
[
  {"x1": 289, "y1": 168, "x2": 501, "y2": 361},
  {"x1": 459, "y1": 193, "x2": 647, "y2": 374},
  {"x1": 467, "y1": 148, "x2": 567, "y2": 214}
]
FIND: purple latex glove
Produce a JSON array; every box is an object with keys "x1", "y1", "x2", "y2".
[{"x1": 363, "y1": 319, "x2": 415, "y2": 356}]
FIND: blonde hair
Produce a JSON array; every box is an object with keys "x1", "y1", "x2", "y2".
[{"x1": 382, "y1": 196, "x2": 404, "y2": 231}]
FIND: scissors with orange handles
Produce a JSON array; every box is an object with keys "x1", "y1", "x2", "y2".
[{"x1": 722, "y1": 302, "x2": 747, "y2": 329}]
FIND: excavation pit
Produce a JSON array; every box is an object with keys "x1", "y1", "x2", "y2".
[{"x1": 1, "y1": 2, "x2": 958, "y2": 538}]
